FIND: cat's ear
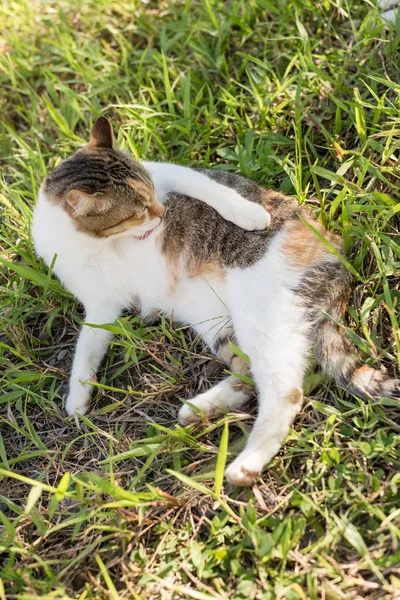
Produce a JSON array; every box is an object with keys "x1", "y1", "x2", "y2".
[
  {"x1": 89, "y1": 117, "x2": 114, "y2": 149},
  {"x1": 66, "y1": 189, "x2": 112, "y2": 216}
]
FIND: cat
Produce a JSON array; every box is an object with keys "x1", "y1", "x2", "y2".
[{"x1": 32, "y1": 117, "x2": 400, "y2": 486}]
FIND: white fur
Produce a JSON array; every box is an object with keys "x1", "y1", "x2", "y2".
[
  {"x1": 380, "y1": 7, "x2": 399, "y2": 23},
  {"x1": 224, "y1": 240, "x2": 309, "y2": 485},
  {"x1": 176, "y1": 233, "x2": 310, "y2": 485},
  {"x1": 32, "y1": 165, "x2": 306, "y2": 486}
]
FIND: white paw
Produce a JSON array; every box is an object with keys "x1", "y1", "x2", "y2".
[
  {"x1": 222, "y1": 199, "x2": 271, "y2": 231},
  {"x1": 178, "y1": 384, "x2": 231, "y2": 426},
  {"x1": 225, "y1": 438, "x2": 283, "y2": 486},
  {"x1": 225, "y1": 454, "x2": 261, "y2": 486},
  {"x1": 65, "y1": 386, "x2": 91, "y2": 416}
]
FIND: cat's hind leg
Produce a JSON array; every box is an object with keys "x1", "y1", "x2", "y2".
[
  {"x1": 178, "y1": 333, "x2": 253, "y2": 425},
  {"x1": 225, "y1": 242, "x2": 311, "y2": 485}
]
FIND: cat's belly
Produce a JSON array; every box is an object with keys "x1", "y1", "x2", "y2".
[
  {"x1": 33, "y1": 200, "x2": 231, "y2": 346},
  {"x1": 149, "y1": 274, "x2": 231, "y2": 347}
]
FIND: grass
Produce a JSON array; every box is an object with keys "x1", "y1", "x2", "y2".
[{"x1": 0, "y1": 0, "x2": 399, "y2": 598}]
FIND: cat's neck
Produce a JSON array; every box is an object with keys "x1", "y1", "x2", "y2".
[{"x1": 36, "y1": 188, "x2": 102, "y2": 247}]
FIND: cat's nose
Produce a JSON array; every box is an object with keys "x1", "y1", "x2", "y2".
[{"x1": 150, "y1": 200, "x2": 166, "y2": 219}]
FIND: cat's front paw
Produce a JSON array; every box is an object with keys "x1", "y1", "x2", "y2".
[
  {"x1": 178, "y1": 387, "x2": 224, "y2": 425},
  {"x1": 222, "y1": 199, "x2": 271, "y2": 231},
  {"x1": 225, "y1": 455, "x2": 261, "y2": 486}
]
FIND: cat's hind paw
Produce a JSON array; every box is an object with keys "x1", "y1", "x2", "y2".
[
  {"x1": 225, "y1": 456, "x2": 261, "y2": 487},
  {"x1": 225, "y1": 440, "x2": 281, "y2": 486},
  {"x1": 225, "y1": 444, "x2": 275, "y2": 486},
  {"x1": 65, "y1": 388, "x2": 91, "y2": 416}
]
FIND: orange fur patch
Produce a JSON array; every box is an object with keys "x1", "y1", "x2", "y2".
[
  {"x1": 351, "y1": 364, "x2": 384, "y2": 394},
  {"x1": 260, "y1": 189, "x2": 294, "y2": 211},
  {"x1": 127, "y1": 178, "x2": 153, "y2": 202},
  {"x1": 148, "y1": 199, "x2": 166, "y2": 219},
  {"x1": 188, "y1": 260, "x2": 224, "y2": 280},
  {"x1": 286, "y1": 388, "x2": 303, "y2": 404},
  {"x1": 353, "y1": 365, "x2": 373, "y2": 376},
  {"x1": 165, "y1": 257, "x2": 224, "y2": 298},
  {"x1": 166, "y1": 258, "x2": 180, "y2": 297},
  {"x1": 282, "y1": 220, "x2": 342, "y2": 268}
]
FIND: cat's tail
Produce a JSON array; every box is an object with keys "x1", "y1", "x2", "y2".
[
  {"x1": 304, "y1": 261, "x2": 400, "y2": 400},
  {"x1": 315, "y1": 319, "x2": 400, "y2": 399}
]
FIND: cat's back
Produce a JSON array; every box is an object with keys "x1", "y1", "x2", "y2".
[{"x1": 162, "y1": 169, "x2": 314, "y2": 272}]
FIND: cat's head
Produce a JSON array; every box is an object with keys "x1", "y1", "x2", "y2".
[{"x1": 42, "y1": 117, "x2": 165, "y2": 239}]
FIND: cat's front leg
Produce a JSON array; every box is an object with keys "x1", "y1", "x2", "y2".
[
  {"x1": 217, "y1": 192, "x2": 271, "y2": 231},
  {"x1": 143, "y1": 162, "x2": 271, "y2": 231},
  {"x1": 65, "y1": 306, "x2": 120, "y2": 415}
]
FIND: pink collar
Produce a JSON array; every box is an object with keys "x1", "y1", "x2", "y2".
[
  {"x1": 133, "y1": 221, "x2": 161, "y2": 241},
  {"x1": 134, "y1": 228, "x2": 155, "y2": 241}
]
